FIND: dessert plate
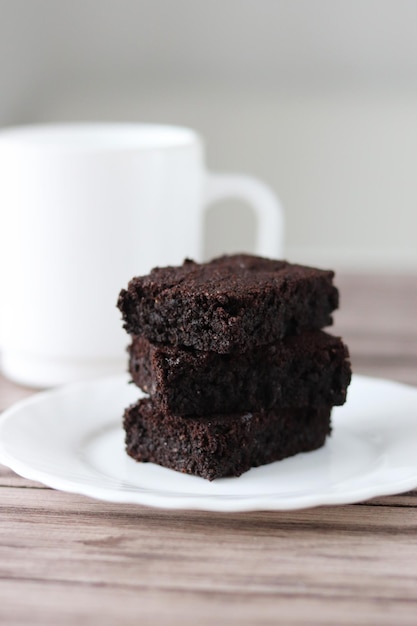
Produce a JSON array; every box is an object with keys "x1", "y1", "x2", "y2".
[{"x1": 1, "y1": 374, "x2": 417, "y2": 512}]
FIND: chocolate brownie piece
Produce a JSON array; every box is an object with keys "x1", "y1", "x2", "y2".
[
  {"x1": 124, "y1": 398, "x2": 332, "y2": 480},
  {"x1": 117, "y1": 254, "x2": 339, "y2": 353},
  {"x1": 128, "y1": 331, "x2": 351, "y2": 416}
]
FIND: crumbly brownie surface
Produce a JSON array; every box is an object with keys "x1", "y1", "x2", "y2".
[
  {"x1": 124, "y1": 398, "x2": 332, "y2": 480},
  {"x1": 117, "y1": 254, "x2": 339, "y2": 353},
  {"x1": 128, "y1": 331, "x2": 351, "y2": 416}
]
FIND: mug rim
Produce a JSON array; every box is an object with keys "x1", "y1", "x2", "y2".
[{"x1": 0, "y1": 122, "x2": 200, "y2": 152}]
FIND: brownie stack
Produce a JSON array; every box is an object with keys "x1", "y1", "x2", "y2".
[{"x1": 117, "y1": 254, "x2": 351, "y2": 480}]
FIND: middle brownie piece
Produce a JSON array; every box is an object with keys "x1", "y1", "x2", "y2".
[{"x1": 128, "y1": 330, "x2": 351, "y2": 417}]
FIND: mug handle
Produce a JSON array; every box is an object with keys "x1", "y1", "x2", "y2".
[{"x1": 205, "y1": 172, "x2": 285, "y2": 258}]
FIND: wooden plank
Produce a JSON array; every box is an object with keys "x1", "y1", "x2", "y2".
[
  {"x1": 1, "y1": 581, "x2": 417, "y2": 626},
  {"x1": 1, "y1": 579, "x2": 416, "y2": 626},
  {"x1": 1, "y1": 488, "x2": 417, "y2": 625}
]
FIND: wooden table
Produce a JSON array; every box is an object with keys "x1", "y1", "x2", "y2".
[{"x1": 1, "y1": 274, "x2": 417, "y2": 625}]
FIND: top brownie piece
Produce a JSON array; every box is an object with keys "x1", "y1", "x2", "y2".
[{"x1": 117, "y1": 254, "x2": 339, "y2": 353}]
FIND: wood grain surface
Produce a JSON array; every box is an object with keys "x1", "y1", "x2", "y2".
[{"x1": 1, "y1": 273, "x2": 417, "y2": 626}]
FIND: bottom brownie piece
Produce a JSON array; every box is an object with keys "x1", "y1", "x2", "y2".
[{"x1": 123, "y1": 399, "x2": 332, "y2": 480}]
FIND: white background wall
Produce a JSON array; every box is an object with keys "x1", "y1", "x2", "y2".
[{"x1": 1, "y1": 0, "x2": 417, "y2": 272}]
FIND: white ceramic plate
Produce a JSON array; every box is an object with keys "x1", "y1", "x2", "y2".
[{"x1": 1, "y1": 374, "x2": 417, "y2": 511}]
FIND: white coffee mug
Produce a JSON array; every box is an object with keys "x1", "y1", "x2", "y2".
[{"x1": 0, "y1": 123, "x2": 284, "y2": 387}]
